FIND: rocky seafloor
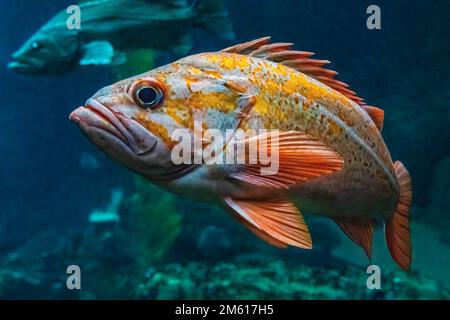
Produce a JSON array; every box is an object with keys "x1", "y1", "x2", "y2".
[
  {"x1": 1, "y1": 177, "x2": 450, "y2": 300},
  {"x1": 135, "y1": 257, "x2": 449, "y2": 300},
  {"x1": 1, "y1": 242, "x2": 448, "y2": 300}
]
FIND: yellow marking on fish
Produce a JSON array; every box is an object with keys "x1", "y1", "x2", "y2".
[
  {"x1": 165, "y1": 107, "x2": 193, "y2": 130},
  {"x1": 185, "y1": 76, "x2": 200, "y2": 92},
  {"x1": 203, "y1": 69, "x2": 221, "y2": 78},
  {"x1": 156, "y1": 89, "x2": 239, "y2": 132},
  {"x1": 203, "y1": 53, "x2": 252, "y2": 71},
  {"x1": 186, "y1": 66, "x2": 203, "y2": 75},
  {"x1": 167, "y1": 91, "x2": 237, "y2": 114},
  {"x1": 229, "y1": 57, "x2": 357, "y2": 130},
  {"x1": 135, "y1": 113, "x2": 176, "y2": 148}
]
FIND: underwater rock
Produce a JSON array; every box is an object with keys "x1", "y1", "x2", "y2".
[
  {"x1": 0, "y1": 177, "x2": 184, "y2": 299},
  {"x1": 122, "y1": 177, "x2": 182, "y2": 267},
  {"x1": 416, "y1": 157, "x2": 450, "y2": 244},
  {"x1": 197, "y1": 225, "x2": 232, "y2": 260},
  {"x1": 0, "y1": 223, "x2": 140, "y2": 299},
  {"x1": 0, "y1": 231, "x2": 81, "y2": 299},
  {"x1": 2, "y1": 227, "x2": 449, "y2": 299},
  {"x1": 0, "y1": 269, "x2": 78, "y2": 300},
  {"x1": 136, "y1": 256, "x2": 450, "y2": 300},
  {"x1": 429, "y1": 158, "x2": 450, "y2": 221},
  {"x1": 168, "y1": 199, "x2": 243, "y2": 262}
]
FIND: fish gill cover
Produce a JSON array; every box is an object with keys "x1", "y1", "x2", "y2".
[{"x1": 0, "y1": 0, "x2": 449, "y2": 300}]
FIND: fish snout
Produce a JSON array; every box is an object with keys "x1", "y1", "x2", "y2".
[
  {"x1": 7, "y1": 51, "x2": 29, "y2": 72},
  {"x1": 71, "y1": 99, "x2": 157, "y2": 156},
  {"x1": 7, "y1": 61, "x2": 21, "y2": 70},
  {"x1": 11, "y1": 50, "x2": 22, "y2": 60},
  {"x1": 7, "y1": 60, "x2": 30, "y2": 73},
  {"x1": 94, "y1": 85, "x2": 114, "y2": 97}
]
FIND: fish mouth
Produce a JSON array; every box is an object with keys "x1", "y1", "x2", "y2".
[
  {"x1": 70, "y1": 99, "x2": 157, "y2": 155},
  {"x1": 7, "y1": 60, "x2": 33, "y2": 73}
]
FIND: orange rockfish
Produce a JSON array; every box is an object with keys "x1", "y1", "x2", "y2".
[{"x1": 70, "y1": 37, "x2": 413, "y2": 270}]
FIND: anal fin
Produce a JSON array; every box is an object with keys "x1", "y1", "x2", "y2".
[
  {"x1": 224, "y1": 197, "x2": 312, "y2": 249},
  {"x1": 335, "y1": 219, "x2": 374, "y2": 259}
]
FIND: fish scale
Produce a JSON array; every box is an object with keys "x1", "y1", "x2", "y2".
[
  {"x1": 186, "y1": 52, "x2": 398, "y2": 199},
  {"x1": 71, "y1": 37, "x2": 413, "y2": 271}
]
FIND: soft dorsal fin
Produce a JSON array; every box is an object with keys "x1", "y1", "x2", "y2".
[
  {"x1": 362, "y1": 105, "x2": 385, "y2": 131},
  {"x1": 221, "y1": 37, "x2": 366, "y2": 106}
]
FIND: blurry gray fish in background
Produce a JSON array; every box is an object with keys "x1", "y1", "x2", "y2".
[{"x1": 7, "y1": 0, "x2": 235, "y2": 75}]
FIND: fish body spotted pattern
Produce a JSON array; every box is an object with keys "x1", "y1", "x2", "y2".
[
  {"x1": 70, "y1": 37, "x2": 413, "y2": 271},
  {"x1": 175, "y1": 52, "x2": 399, "y2": 220}
]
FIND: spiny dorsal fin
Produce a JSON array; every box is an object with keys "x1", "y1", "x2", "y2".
[
  {"x1": 222, "y1": 36, "x2": 272, "y2": 55},
  {"x1": 221, "y1": 36, "x2": 367, "y2": 106}
]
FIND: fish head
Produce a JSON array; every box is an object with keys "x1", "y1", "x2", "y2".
[
  {"x1": 70, "y1": 55, "x2": 251, "y2": 182},
  {"x1": 8, "y1": 30, "x2": 79, "y2": 75}
]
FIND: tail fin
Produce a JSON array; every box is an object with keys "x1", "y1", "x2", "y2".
[
  {"x1": 193, "y1": 0, "x2": 236, "y2": 40},
  {"x1": 385, "y1": 161, "x2": 413, "y2": 271}
]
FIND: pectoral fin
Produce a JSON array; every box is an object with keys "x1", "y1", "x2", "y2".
[
  {"x1": 229, "y1": 131, "x2": 344, "y2": 189},
  {"x1": 80, "y1": 41, "x2": 116, "y2": 66},
  {"x1": 224, "y1": 197, "x2": 312, "y2": 249}
]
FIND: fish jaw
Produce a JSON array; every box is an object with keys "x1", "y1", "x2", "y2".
[
  {"x1": 70, "y1": 98, "x2": 158, "y2": 154},
  {"x1": 70, "y1": 98, "x2": 190, "y2": 181},
  {"x1": 7, "y1": 51, "x2": 72, "y2": 75},
  {"x1": 70, "y1": 98, "x2": 163, "y2": 170},
  {"x1": 7, "y1": 53, "x2": 45, "y2": 74},
  {"x1": 7, "y1": 47, "x2": 33, "y2": 73},
  {"x1": 7, "y1": 60, "x2": 32, "y2": 73}
]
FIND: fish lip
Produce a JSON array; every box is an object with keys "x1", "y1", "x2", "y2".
[
  {"x1": 70, "y1": 99, "x2": 157, "y2": 156},
  {"x1": 70, "y1": 103, "x2": 128, "y2": 144},
  {"x1": 7, "y1": 61, "x2": 32, "y2": 73},
  {"x1": 86, "y1": 99, "x2": 129, "y2": 143}
]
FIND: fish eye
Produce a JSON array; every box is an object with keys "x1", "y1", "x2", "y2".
[
  {"x1": 30, "y1": 41, "x2": 41, "y2": 51},
  {"x1": 132, "y1": 80, "x2": 165, "y2": 110}
]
